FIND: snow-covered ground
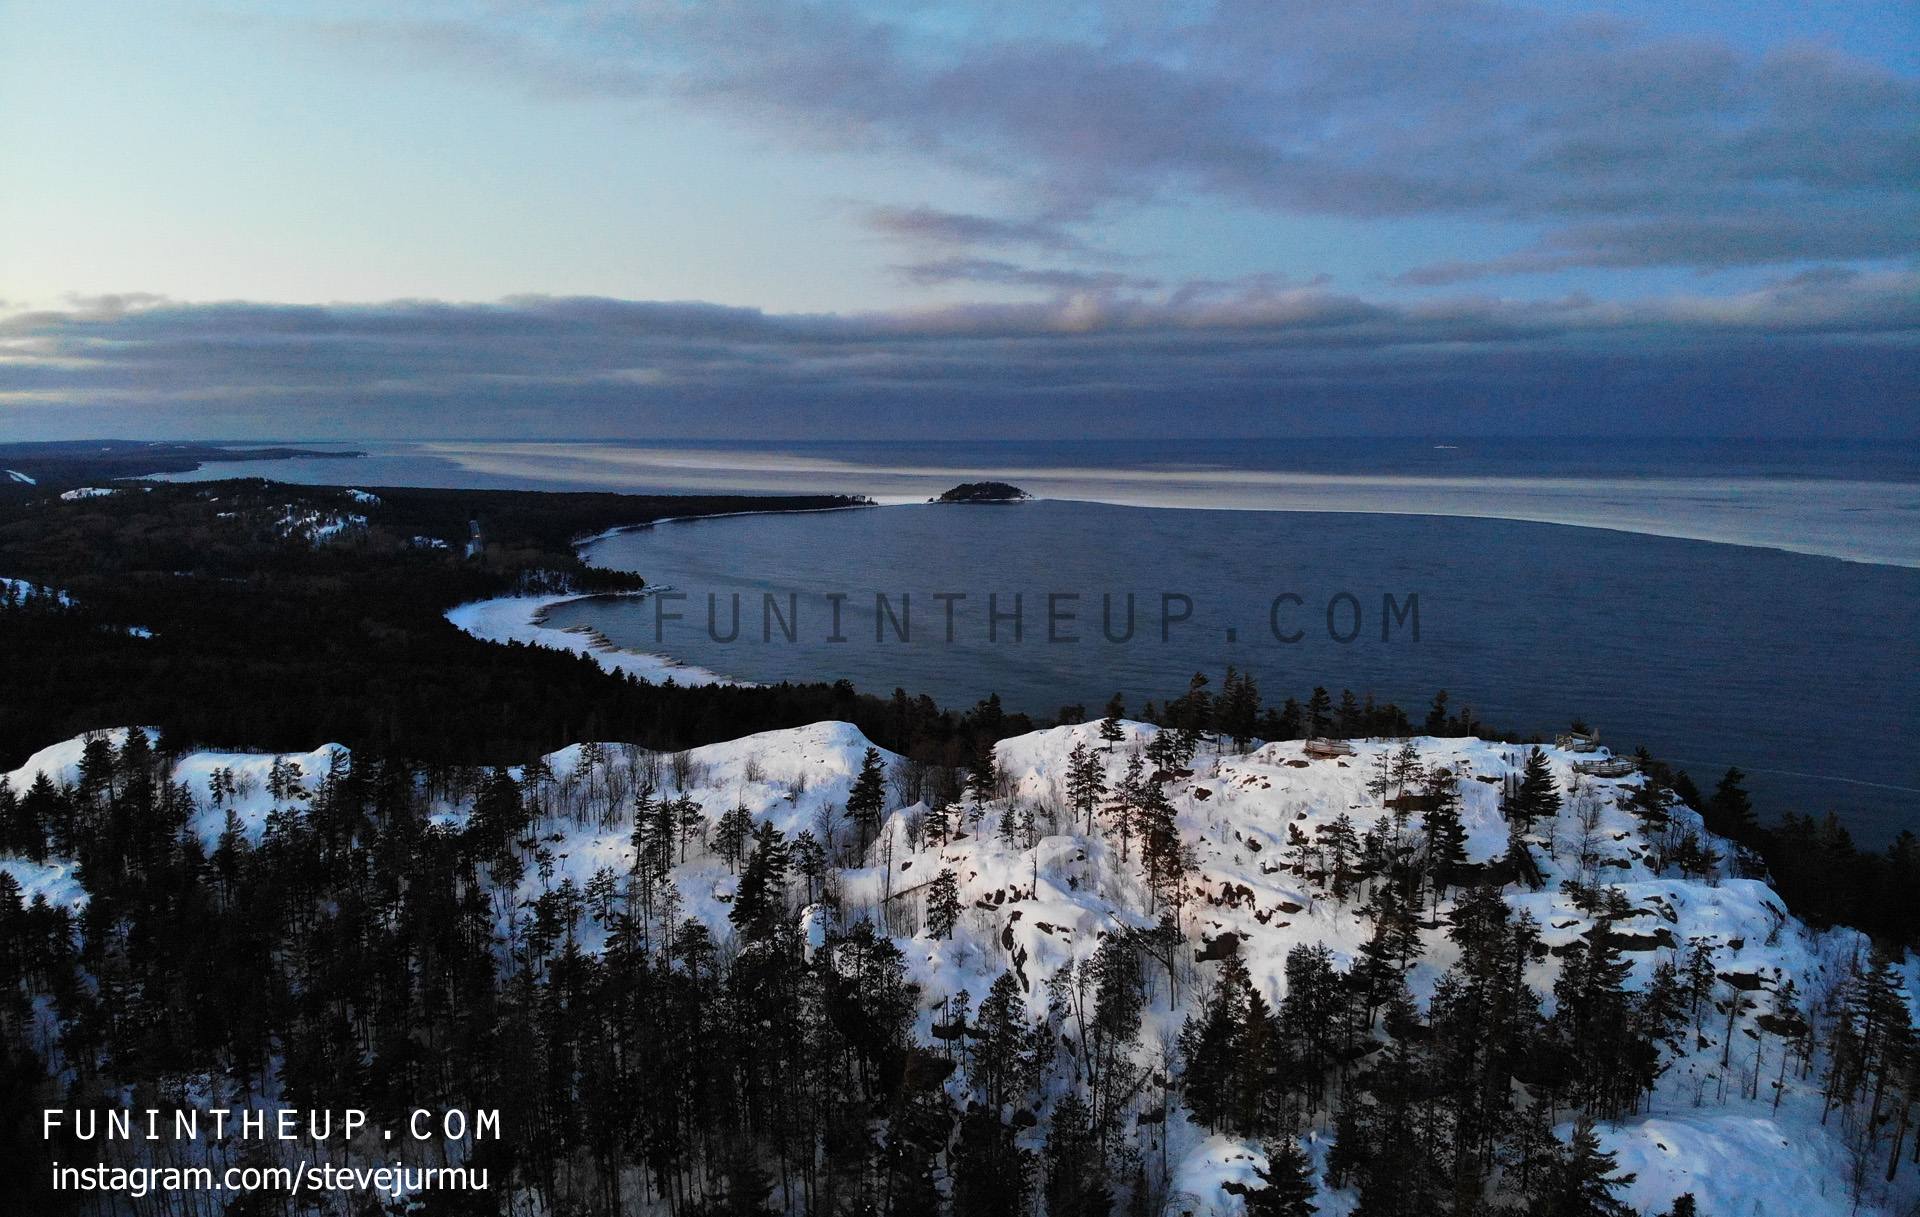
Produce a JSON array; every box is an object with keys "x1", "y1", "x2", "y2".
[
  {"x1": 3, "y1": 721, "x2": 1908, "y2": 1215},
  {"x1": 1, "y1": 575, "x2": 74, "y2": 606},
  {"x1": 2, "y1": 729, "x2": 350, "y2": 857},
  {"x1": 447, "y1": 592, "x2": 739, "y2": 685},
  {"x1": 0, "y1": 855, "x2": 86, "y2": 914}
]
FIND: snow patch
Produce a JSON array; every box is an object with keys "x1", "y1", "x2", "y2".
[
  {"x1": 276, "y1": 507, "x2": 367, "y2": 545},
  {"x1": 0, "y1": 857, "x2": 87, "y2": 912},
  {"x1": 1, "y1": 732, "x2": 346, "y2": 852},
  {"x1": 172, "y1": 745, "x2": 349, "y2": 849},
  {"x1": 1597, "y1": 1113, "x2": 1857, "y2": 1217},
  {"x1": 1, "y1": 576, "x2": 73, "y2": 606}
]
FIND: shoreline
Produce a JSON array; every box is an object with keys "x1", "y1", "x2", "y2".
[
  {"x1": 570, "y1": 500, "x2": 877, "y2": 551},
  {"x1": 445, "y1": 592, "x2": 741, "y2": 687}
]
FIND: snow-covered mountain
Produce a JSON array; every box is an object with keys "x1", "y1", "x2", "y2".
[{"x1": 5, "y1": 721, "x2": 1911, "y2": 1216}]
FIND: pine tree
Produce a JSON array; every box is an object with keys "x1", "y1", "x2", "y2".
[
  {"x1": 1671, "y1": 769, "x2": 1704, "y2": 813},
  {"x1": 715, "y1": 802, "x2": 754, "y2": 873},
  {"x1": 1099, "y1": 694, "x2": 1127, "y2": 752},
  {"x1": 926, "y1": 868, "x2": 962, "y2": 939},
  {"x1": 1511, "y1": 747, "x2": 1561, "y2": 832},
  {"x1": 585, "y1": 866, "x2": 619, "y2": 927},
  {"x1": 1280, "y1": 943, "x2": 1345, "y2": 1114},
  {"x1": 1421, "y1": 771, "x2": 1469, "y2": 895},
  {"x1": 846, "y1": 746, "x2": 888, "y2": 853},
  {"x1": 1220, "y1": 667, "x2": 1261, "y2": 754},
  {"x1": 77, "y1": 733, "x2": 117, "y2": 806},
  {"x1": 1243, "y1": 1138, "x2": 1317, "y2": 1217},
  {"x1": 1136, "y1": 780, "x2": 1184, "y2": 911},
  {"x1": 1144, "y1": 729, "x2": 1182, "y2": 773},
  {"x1": 951, "y1": 1104, "x2": 1035, "y2": 1217},
  {"x1": 1335, "y1": 689, "x2": 1362, "y2": 738},
  {"x1": 997, "y1": 800, "x2": 1023, "y2": 849},
  {"x1": 676, "y1": 793, "x2": 705, "y2": 861},
  {"x1": 1529, "y1": 1117, "x2": 1635, "y2": 1217},
  {"x1": 971, "y1": 970, "x2": 1041, "y2": 1110},
  {"x1": 1087, "y1": 934, "x2": 1146, "y2": 1139},
  {"x1": 707, "y1": 1140, "x2": 780, "y2": 1215},
  {"x1": 1167, "y1": 672, "x2": 1215, "y2": 757},
  {"x1": 1181, "y1": 952, "x2": 1273, "y2": 1134},
  {"x1": 729, "y1": 822, "x2": 790, "y2": 945},
  {"x1": 469, "y1": 767, "x2": 526, "y2": 863},
  {"x1": 0, "y1": 780, "x2": 37, "y2": 861},
  {"x1": 1066, "y1": 741, "x2": 1109, "y2": 833},
  {"x1": 1180, "y1": 966, "x2": 1244, "y2": 1131},
  {"x1": 1045, "y1": 1091, "x2": 1113, "y2": 1217},
  {"x1": 116, "y1": 726, "x2": 154, "y2": 801},
  {"x1": 1424, "y1": 690, "x2": 1450, "y2": 734},
  {"x1": 1550, "y1": 926, "x2": 1664, "y2": 1118},
  {"x1": 1307, "y1": 687, "x2": 1334, "y2": 738},
  {"x1": 1704, "y1": 766, "x2": 1757, "y2": 844},
  {"x1": 968, "y1": 743, "x2": 1004, "y2": 810},
  {"x1": 1333, "y1": 981, "x2": 1448, "y2": 1217},
  {"x1": 1107, "y1": 751, "x2": 1146, "y2": 860},
  {"x1": 1388, "y1": 742, "x2": 1424, "y2": 793},
  {"x1": 1274, "y1": 697, "x2": 1304, "y2": 740},
  {"x1": 792, "y1": 829, "x2": 829, "y2": 904}
]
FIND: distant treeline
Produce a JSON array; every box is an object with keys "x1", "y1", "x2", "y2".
[{"x1": 0, "y1": 439, "x2": 359, "y2": 497}]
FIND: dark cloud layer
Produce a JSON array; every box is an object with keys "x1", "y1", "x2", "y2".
[
  {"x1": 319, "y1": 0, "x2": 1920, "y2": 275},
  {"x1": 3, "y1": 272, "x2": 1913, "y2": 439}
]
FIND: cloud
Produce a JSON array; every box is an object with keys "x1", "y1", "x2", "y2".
[
  {"x1": 307, "y1": 1, "x2": 1920, "y2": 273},
  {"x1": 893, "y1": 258, "x2": 1154, "y2": 291},
  {"x1": 1399, "y1": 204, "x2": 1920, "y2": 283},
  {"x1": 862, "y1": 206, "x2": 1090, "y2": 254},
  {"x1": 1, "y1": 272, "x2": 1913, "y2": 439}
]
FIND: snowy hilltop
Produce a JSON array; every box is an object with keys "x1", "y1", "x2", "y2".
[{"x1": 4, "y1": 720, "x2": 1914, "y2": 1217}]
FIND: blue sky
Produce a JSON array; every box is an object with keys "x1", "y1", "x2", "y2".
[{"x1": 0, "y1": 0, "x2": 1913, "y2": 438}]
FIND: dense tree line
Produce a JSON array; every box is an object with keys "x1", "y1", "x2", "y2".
[{"x1": 1630, "y1": 755, "x2": 1920, "y2": 949}]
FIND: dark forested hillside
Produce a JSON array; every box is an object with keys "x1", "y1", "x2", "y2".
[{"x1": 0, "y1": 480, "x2": 886, "y2": 767}]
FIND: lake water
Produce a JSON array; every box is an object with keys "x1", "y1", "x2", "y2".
[
  {"x1": 153, "y1": 436, "x2": 1919, "y2": 842},
  {"x1": 153, "y1": 437, "x2": 1920, "y2": 568},
  {"x1": 555, "y1": 501, "x2": 1920, "y2": 846}
]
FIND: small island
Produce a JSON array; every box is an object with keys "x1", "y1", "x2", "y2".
[{"x1": 931, "y1": 480, "x2": 1032, "y2": 503}]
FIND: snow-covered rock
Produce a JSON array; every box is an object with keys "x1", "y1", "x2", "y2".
[{"x1": 2, "y1": 720, "x2": 1906, "y2": 1214}]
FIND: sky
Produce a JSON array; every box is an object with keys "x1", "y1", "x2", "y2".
[{"x1": 0, "y1": 0, "x2": 1914, "y2": 440}]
